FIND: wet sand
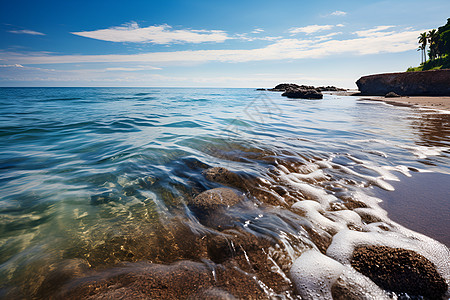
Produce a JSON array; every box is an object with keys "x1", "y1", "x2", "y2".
[
  {"x1": 372, "y1": 171, "x2": 450, "y2": 247},
  {"x1": 361, "y1": 96, "x2": 450, "y2": 110}
]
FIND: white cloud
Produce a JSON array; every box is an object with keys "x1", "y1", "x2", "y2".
[
  {"x1": 8, "y1": 29, "x2": 45, "y2": 36},
  {"x1": 314, "y1": 32, "x2": 342, "y2": 41},
  {"x1": 236, "y1": 33, "x2": 282, "y2": 42},
  {"x1": 3, "y1": 27, "x2": 423, "y2": 65},
  {"x1": 105, "y1": 66, "x2": 161, "y2": 71},
  {"x1": 289, "y1": 25, "x2": 335, "y2": 34},
  {"x1": 0, "y1": 64, "x2": 24, "y2": 68},
  {"x1": 354, "y1": 26, "x2": 395, "y2": 37},
  {"x1": 71, "y1": 22, "x2": 229, "y2": 44},
  {"x1": 330, "y1": 11, "x2": 347, "y2": 16},
  {"x1": 251, "y1": 28, "x2": 264, "y2": 34}
]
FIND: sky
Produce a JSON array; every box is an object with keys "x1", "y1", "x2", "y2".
[{"x1": 0, "y1": 0, "x2": 449, "y2": 88}]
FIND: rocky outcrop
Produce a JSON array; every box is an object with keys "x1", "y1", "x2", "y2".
[
  {"x1": 317, "y1": 86, "x2": 346, "y2": 92},
  {"x1": 266, "y1": 83, "x2": 347, "y2": 99},
  {"x1": 351, "y1": 246, "x2": 448, "y2": 299},
  {"x1": 282, "y1": 87, "x2": 323, "y2": 99},
  {"x1": 268, "y1": 83, "x2": 303, "y2": 92},
  {"x1": 384, "y1": 92, "x2": 401, "y2": 98},
  {"x1": 356, "y1": 69, "x2": 450, "y2": 96}
]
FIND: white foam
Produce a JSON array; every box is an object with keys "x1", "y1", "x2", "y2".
[
  {"x1": 292, "y1": 200, "x2": 343, "y2": 234},
  {"x1": 290, "y1": 250, "x2": 344, "y2": 299},
  {"x1": 330, "y1": 162, "x2": 395, "y2": 191},
  {"x1": 289, "y1": 250, "x2": 390, "y2": 300}
]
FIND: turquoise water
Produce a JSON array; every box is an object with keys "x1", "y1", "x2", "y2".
[{"x1": 0, "y1": 87, "x2": 449, "y2": 297}]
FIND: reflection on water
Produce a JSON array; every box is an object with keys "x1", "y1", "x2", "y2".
[
  {"x1": 411, "y1": 111, "x2": 450, "y2": 147},
  {"x1": 0, "y1": 88, "x2": 449, "y2": 298}
]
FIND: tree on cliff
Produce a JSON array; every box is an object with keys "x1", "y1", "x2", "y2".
[
  {"x1": 437, "y1": 18, "x2": 450, "y2": 56},
  {"x1": 418, "y1": 32, "x2": 428, "y2": 64},
  {"x1": 427, "y1": 29, "x2": 439, "y2": 60}
]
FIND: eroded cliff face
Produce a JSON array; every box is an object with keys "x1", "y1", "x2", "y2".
[{"x1": 356, "y1": 69, "x2": 450, "y2": 96}]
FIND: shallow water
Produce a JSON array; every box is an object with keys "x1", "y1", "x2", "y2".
[{"x1": 0, "y1": 87, "x2": 449, "y2": 298}]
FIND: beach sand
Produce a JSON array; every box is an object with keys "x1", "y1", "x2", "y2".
[{"x1": 360, "y1": 96, "x2": 450, "y2": 110}]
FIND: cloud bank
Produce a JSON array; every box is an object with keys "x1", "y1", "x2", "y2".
[{"x1": 71, "y1": 22, "x2": 229, "y2": 44}]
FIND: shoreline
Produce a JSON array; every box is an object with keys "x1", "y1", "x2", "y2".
[{"x1": 359, "y1": 95, "x2": 450, "y2": 111}]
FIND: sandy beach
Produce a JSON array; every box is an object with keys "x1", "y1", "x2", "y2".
[{"x1": 361, "y1": 96, "x2": 450, "y2": 110}]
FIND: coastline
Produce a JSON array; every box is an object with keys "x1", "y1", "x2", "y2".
[{"x1": 359, "y1": 96, "x2": 450, "y2": 111}]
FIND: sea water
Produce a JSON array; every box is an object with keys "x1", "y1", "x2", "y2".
[{"x1": 0, "y1": 87, "x2": 449, "y2": 298}]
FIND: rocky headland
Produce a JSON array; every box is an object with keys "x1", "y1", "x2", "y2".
[{"x1": 356, "y1": 69, "x2": 450, "y2": 96}]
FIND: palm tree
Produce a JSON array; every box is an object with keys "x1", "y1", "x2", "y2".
[
  {"x1": 427, "y1": 29, "x2": 439, "y2": 60},
  {"x1": 418, "y1": 32, "x2": 428, "y2": 64}
]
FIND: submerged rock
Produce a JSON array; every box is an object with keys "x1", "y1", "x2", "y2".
[
  {"x1": 58, "y1": 260, "x2": 269, "y2": 299},
  {"x1": 188, "y1": 188, "x2": 244, "y2": 229},
  {"x1": 351, "y1": 245, "x2": 448, "y2": 298},
  {"x1": 189, "y1": 187, "x2": 244, "y2": 211},
  {"x1": 203, "y1": 167, "x2": 244, "y2": 189},
  {"x1": 282, "y1": 88, "x2": 323, "y2": 99}
]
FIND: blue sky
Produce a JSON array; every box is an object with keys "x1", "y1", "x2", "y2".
[{"x1": 0, "y1": 0, "x2": 449, "y2": 88}]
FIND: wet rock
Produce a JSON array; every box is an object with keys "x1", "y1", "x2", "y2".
[
  {"x1": 188, "y1": 287, "x2": 237, "y2": 300},
  {"x1": 203, "y1": 167, "x2": 245, "y2": 189},
  {"x1": 35, "y1": 259, "x2": 90, "y2": 299},
  {"x1": 59, "y1": 260, "x2": 269, "y2": 299},
  {"x1": 331, "y1": 275, "x2": 388, "y2": 300},
  {"x1": 188, "y1": 188, "x2": 244, "y2": 229},
  {"x1": 303, "y1": 226, "x2": 333, "y2": 254},
  {"x1": 206, "y1": 229, "x2": 273, "y2": 264},
  {"x1": 282, "y1": 88, "x2": 323, "y2": 99},
  {"x1": 351, "y1": 246, "x2": 448, "y2": 298},
  {"x1": 59, "y1": 261, "x2": 214, "y2": 299},
  {"x1": 189, "y1": 188, "x2": 244, "y2": 211},
  {"x1": 385, "y1": 92, "x2": 401, "y2": 98}
]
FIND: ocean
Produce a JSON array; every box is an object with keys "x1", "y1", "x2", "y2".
[{"x1": 0, "y1": 87, "x2": 449, "y2": 298}]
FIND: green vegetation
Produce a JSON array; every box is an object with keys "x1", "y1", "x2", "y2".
[
  {"x1": 408, "y1": 18, "x2": 450, "y2": 71},
  {"x1": 407, "y1": 54, "x2": 450, "y2": 72}
]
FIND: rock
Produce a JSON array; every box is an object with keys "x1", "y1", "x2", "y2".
[
  {"x1": 188, "y1": 188, "x2": 244, "y2": 228},
  {"x1": 58, "y1": 260, "x2": 269, "y2": 299},
  {"x1": 356, "y1": 69, "x2": 450, "y2": 96},
  {"x1": 268, "y1": 83, "x2": 301, "y2": 91},
  {"x1": 255, "y1": 88, "x2": 266, "y2": 91},
  {"x1": 317, "y1": 86, "x2": 346, "y2": 92},
  {"x1": 188, "y1": 287, "x2": 237, "y2": 300},
  {"x1": 331, "y1": 274, "x2": 389, "y2": 300},
  {"x1": 203, "y1": 167, "x2": 244, "y2": 189},
  {"x1": 282, "y1": 88, "x2": 323, "y2": 99},
  {"x1": 351, "y1": 246, "x2": 448, "y2": 298},
  {"x1": 189, "y1": 188, "x2": 243, "y2": 211},
  {"x1": 384, "y1": 92, "x2": 401, "y2": 98}
]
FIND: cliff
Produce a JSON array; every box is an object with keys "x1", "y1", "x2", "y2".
[{"x1": 356, "y1": 69, "x2": 450, "y2": 96}]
